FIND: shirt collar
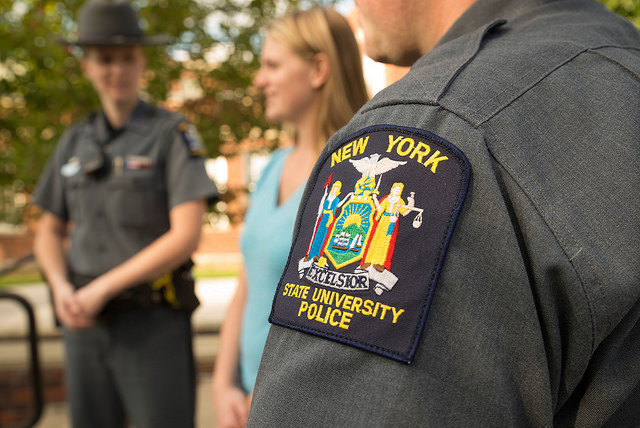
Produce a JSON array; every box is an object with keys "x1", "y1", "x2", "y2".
[
  {"x1": 436, "y1": 0, "x2": 550, "y2": 47},
  {"x1": 94, "y1": 100, "x2": 150, "y2": 143}
]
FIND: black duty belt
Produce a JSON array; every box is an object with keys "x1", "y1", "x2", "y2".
[{"x1": 69, "y1": 261, "x2": 200, "y2": 322}]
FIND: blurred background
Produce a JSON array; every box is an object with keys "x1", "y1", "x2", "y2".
[{"x1": 0, "y1": 0, "x2": 638, "y2": 426}]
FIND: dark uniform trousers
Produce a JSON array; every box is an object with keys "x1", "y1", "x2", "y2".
[{"x1": 63, "y1": 306, "x2": 195, "y2": 428}]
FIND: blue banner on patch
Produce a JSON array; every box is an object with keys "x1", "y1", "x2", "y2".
[{"x1": 269, "y1": 125, "x2": 471, "y2": 363}]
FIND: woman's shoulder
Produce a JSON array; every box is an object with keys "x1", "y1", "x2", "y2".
[
  {"x1": 268, "y1": 147, "x2": 294, "y2": 163},
  {"x1": 250, "y1": 147, "x2": 292, "y2": 192},
  {"x1": 260, "y1": 147, "x2": 293, "y2": 176}
]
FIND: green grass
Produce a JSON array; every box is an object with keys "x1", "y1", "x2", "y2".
[
  {"x1": 0, "y1": 273, "x2": 44, "y2": 288},
  {"x1": 0, "y1": 261, "x2": 43, "y2": 288},
  {"x1": 193, "y1": 264, "x2": 239, "y2": 280},
  {"x1": 0, "y1": 261, "x2": 239, "y2": 289}
]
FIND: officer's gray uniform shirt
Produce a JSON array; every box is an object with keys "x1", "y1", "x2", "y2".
[
  {"x1": 248, "y1": 0, "x2": 640, "y2": 426},
  {"x1": 33, "y1": 101, "x2": 217, "y2": 276}
]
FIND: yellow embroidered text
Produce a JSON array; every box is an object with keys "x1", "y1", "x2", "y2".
[
  {"x1": 282, "y1": 283, "x2": 406, "y2": 330},
  {"x1": 386, "y1": 134, "x2": 448, "y2": 173},
  {"x1": 331, "y1": 136, "x2": 369, "y2": 167},
  {"x1": 298, "y1": 301, "x2": 353, "y2": 330},
  {"x1": 312, "y1": 287, "x2": 404, "y2": 324},
  {"x1": 282, "y1": 283, "x2": 311, "y2": 300}
]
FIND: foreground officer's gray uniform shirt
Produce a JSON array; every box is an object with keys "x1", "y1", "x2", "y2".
[{"x1": 248, "y1": 0, "x2": 640, "y2": 426}]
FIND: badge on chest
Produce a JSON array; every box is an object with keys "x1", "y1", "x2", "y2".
[{"x1": 269, "y1": 125, "x2": 471, "y2": 363}]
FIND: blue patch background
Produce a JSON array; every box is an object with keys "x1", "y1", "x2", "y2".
[{"x1": 269, "y1": 125, "x2": 471, "y2": 363}]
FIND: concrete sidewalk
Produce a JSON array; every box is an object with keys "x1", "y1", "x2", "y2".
[
  {"x1": 0, "y1": 277, "x2": 237, "y2": 427},
  {"x1": 29, "y1": 374, "x2": 218, "y2": 428}
]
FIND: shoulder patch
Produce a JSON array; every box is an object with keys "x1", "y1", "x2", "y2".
[
  {"x1": 178, "y1": 121, "x2": 207, "y2": 157},
  {"x1": 269, "y1": 125, "x2": 471, "y2": 363}
]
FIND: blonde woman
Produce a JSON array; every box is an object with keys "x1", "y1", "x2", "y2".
[{"x1": 211, "y1": 8, "x2": 369, "y2": 428}]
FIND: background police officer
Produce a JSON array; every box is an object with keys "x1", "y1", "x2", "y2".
[{"x1": 32, "y1": 1, "x2": 217, "y2": 427}]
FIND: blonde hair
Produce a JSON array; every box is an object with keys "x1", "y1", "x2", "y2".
[{"x1": 267, "y1": 8, "x2": 369, "y2": 153}]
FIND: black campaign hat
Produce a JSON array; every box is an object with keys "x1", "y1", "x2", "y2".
[{"x1": 58, "y1": 0, "x2": 170, "y2": 46}]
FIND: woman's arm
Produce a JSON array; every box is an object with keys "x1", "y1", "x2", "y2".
[{"x1": 212, "y1": 266, "x2": 251, "y2": 428}]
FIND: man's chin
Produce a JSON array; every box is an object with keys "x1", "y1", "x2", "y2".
[{"x1": 367, "y1": 51, "x2": 420, "y2": 68}]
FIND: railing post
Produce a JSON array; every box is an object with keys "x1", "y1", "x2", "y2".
[{"x1": 0, "y1": 292, "x2": 44, "y2": 428}]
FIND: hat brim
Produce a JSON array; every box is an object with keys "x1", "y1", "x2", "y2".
[{"x1": 56, "y1": 34, "x2": 171, "y2": 46}]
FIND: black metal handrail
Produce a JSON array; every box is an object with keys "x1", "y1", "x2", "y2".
[{"x1": 0, "y1": 281, "x2": 44, "y2": 428}]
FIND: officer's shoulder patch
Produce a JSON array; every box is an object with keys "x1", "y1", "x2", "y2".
[
  {"x1": 269, "y1": 125, "x2": 471, "y2": 363},
  {"x1": 178, "y1": 121, "x2": 207, "y2": 157}
]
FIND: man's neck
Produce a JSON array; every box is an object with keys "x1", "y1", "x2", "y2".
[{"x1": 393, "y1": 0, "x2": 478, "y2": 60}]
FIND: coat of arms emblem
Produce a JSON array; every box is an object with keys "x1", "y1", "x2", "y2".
[{"x1": 299, "y1": 154, "x2": 424, "y2": 295}]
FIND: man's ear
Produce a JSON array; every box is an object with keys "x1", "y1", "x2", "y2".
[{"x1": 310, "y1": 52, "x2": 330, "y2": 89}]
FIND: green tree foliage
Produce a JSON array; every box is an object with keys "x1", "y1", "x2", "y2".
[
  {"x1": 601, "y1": 0, "x2": 640, "y2": 27},
  {"x1": 0, "y1": 0, "x2": 337, "y2": 223},
  {"x1": 0, "y1": 0, "x2": 637, "y2": 224}
]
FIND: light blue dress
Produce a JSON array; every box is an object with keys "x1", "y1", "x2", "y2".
[{"x1": 239, "y1": 148, "x2": 305, "y2": 392}]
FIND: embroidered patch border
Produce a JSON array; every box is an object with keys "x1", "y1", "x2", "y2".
[{"x1": 269, "y1": 125, "x2": 471, "y2": 363}]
